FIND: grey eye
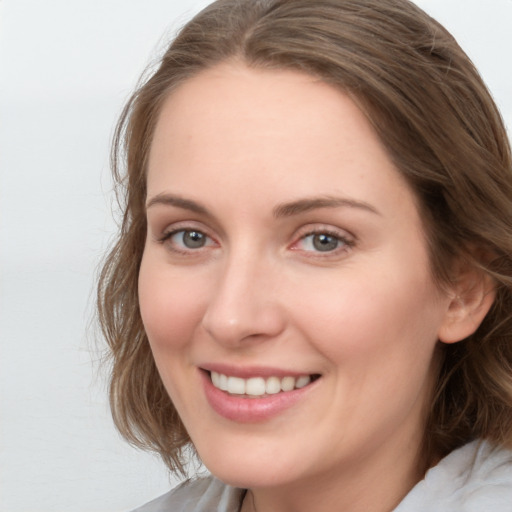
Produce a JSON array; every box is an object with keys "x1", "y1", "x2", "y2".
[
  {"x1": 181, "y1": 230, "x2": 207, "y2": 248},
  {"x1": 311, "y1": 233, "x2": 340, "y2": 252}
]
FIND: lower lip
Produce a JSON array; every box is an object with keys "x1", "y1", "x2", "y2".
[{"x1": 201, "y1": 371, "x2": 318, "y2": 423}]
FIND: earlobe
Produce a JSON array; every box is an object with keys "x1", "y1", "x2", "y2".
[{"x1": 438, "y1": 265, "x2": 496, "y2": 344}]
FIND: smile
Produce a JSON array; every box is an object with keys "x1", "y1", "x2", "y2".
[
  {"x1": 210, "y1": 371, "x2": 314, "y2": 397},
  {"x1": 202, "y1": 369, "x2": 320, "y2": 422}
]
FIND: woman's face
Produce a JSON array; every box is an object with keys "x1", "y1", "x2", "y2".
[{"x1": 139, "y1": 63, "x2": 454, "y2": 492}]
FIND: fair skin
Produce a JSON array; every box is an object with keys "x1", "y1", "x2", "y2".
[{"x1": 138, "y1": 62, "x2": 490, "y2": 512}]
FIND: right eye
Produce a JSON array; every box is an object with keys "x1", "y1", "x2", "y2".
[{"x1": 160, "y1": 229, "x2": 216, "y2": 252}]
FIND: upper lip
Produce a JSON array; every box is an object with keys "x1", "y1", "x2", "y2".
[{"x1": 200, "y1": 363, "x2": 318, "y2": 379}]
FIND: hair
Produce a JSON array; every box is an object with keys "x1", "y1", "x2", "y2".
[{"x1": 98, "y1": 0, "x2": 512, "y2": 474}]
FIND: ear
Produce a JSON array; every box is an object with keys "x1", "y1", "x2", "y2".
[{"x1": 438, "y1": 262, "x2": 496, "y2": 344}]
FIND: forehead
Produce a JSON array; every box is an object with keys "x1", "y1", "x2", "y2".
[{"x1": 147, "y1": 62, "x2": 415, "y2": 217}]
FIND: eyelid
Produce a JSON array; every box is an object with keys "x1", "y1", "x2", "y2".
[
  {"x1": 159, "y1": 228, "x2": 214, "y2": 243},
  {"x1": 153, "y1": 220, "x2": 355, "y2": 257},
  {"x1": 293, "y1": 222, "x2": 355, "y2": 240},
  {"x1": 289, "y1": 224, "x2": 356, "y2": 254},
  {"x1": 156, "y1": 221, "x2": 219, "y2": 253},
  {"x1": 155, "y1": 219, "x2": 212, "y2": 240}
]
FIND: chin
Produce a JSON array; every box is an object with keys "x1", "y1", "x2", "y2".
[
  {"x1": 205, "y1": 460, "x2": 295, "y2": 489},
  {"x1": 194, "y1": 435, "x2": 311, "y2": 490}
]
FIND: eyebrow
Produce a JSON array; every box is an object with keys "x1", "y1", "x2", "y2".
[
  {"x1": 146, "y1": 193, "x2": 210, "y2": 215},
  {"x1": 272, "y1": 196, "x2": 380, "y2": 218},
  {"x1": 146, "y1": 193, "x2": 380, "y2": 217}
]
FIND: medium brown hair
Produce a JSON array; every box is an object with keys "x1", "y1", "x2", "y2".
[{"x1": 98, "y1": 0, "x2": 512, "y2": 473}]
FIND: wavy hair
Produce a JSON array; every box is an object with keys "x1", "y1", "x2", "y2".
[{"x1": 98, "y1": 0, "x2": 512, "y2": 473}]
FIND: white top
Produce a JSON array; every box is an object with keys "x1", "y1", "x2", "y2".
[{"x1": 132, "y1": 440, "x2": 512, "y2": 511}]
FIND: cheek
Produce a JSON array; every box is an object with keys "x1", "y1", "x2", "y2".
[
  {"x1": 138, "y1": 253, "x2": 207, "y2": 352},
  {"x1": 293, "y1": 270, "x2": 446, "y2": 442},
  {"x1": 293, "y1": 266, "x2": 446, "y2": 372}
]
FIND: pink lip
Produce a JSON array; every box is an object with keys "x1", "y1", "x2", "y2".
[{"x1": 200, "y1": 369, "x2": 319, "y2": 423}]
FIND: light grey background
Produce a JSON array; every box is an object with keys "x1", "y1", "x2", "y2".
[{"x1": 1, "y1": 1, "x2": 511, "y2": 511}]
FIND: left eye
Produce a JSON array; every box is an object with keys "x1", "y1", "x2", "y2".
[
  {"x1": 167, "y1": 229, "x2": 214, "y2": 250},
  {"x1": 299, "y1": 232, "x2": 346, "y2": 252}
]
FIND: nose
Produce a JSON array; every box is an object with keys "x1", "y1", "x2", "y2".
[{"x1": 201, "y1": 252, "x2": 286, "y2": 347}]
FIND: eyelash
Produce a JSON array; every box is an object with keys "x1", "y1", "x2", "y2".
[
  {"x1": 291, "y1": 228, "x2": 355, "y2": 255},
  {"x1": 158, "y1": 227, "x2": 217, "y2": 254},
  {"x1": 157, "y1": 226, "x2": 355, "y2": 256}
]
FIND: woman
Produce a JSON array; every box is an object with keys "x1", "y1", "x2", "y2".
[{"x1": 97, "y1": 0, "x2": 512, "y2": 510}]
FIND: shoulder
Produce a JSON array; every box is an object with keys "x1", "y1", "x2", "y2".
[
  {"x1": 395, "y1": 440, "x2": 512, "y2": 511},
  {"x1": 131, "y1": 475, "x2": 244, "y2": 512}
]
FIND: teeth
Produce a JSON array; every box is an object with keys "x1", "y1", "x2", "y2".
[
  {"x1": 227, "y1": 376, "x2": 245, "y2": 394},
  {"x1": 295, "y1": 375, "x2": 311, "y2": 388},
  {"x1": 210, "y1": 371, "x2": 314, "y2": 396},
  {"x1": 246, "y1": 377, "x2": 266, "y2": 395},
  {"x1": 265, "y1": 376, "x2": 281, "y2": 394},
  {"x1": 281, "y1": 376, "x2": 295, "y2": 392},
  {"x1": 211, "y1": 371, "x2": 220, "y2": 388},
  {"x1": 219, "y1": 373, "x2": 228, "y2": 391}
]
